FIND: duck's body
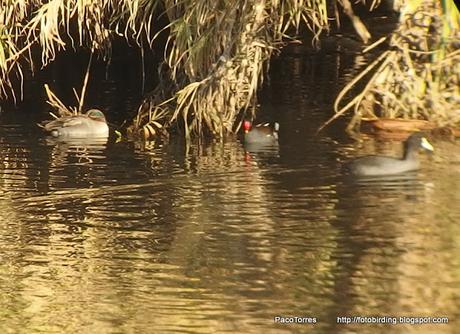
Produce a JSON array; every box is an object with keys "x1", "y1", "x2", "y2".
[
  {"x1": 243, "y1": 121, "x2": 279, "y2": 145},
  {"x1": 345, "y1": 133, "x2": 433, "y2": 176},
  {"x1": 347, "y1": 155, "x2": 421, "y2": 176},
  {"x1": 43, "y1": 109, "x2": 109, "y2": 138}
]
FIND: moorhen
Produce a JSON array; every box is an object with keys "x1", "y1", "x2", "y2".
[{"x1": 243, "y1": 120, "x2": 279, "y2": 145}]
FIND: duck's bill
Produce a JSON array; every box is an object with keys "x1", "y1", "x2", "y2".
[{"x1": 421, "y1": 137, "x2": 434, "y2": 151}]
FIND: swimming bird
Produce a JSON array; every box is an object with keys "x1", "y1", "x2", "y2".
[
  {"x1": 42, "y1": 109, "x2": 109, "y2": 138},
  {"x1": 345, "y1": 132, "x2": 433, "y2": 176},
  {"x1": 243, "y1": 120, "x2": 279, "y2": 145}
]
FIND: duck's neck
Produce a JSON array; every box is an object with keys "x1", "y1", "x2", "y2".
[{"x1": 403, "y1": 146, "x2": 418, "y2": 161}]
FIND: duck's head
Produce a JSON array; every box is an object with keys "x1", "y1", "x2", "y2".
[
  {"x1": 243, "y1": 120, "x2": 252, "y2": 133},
  {"x1": 405, "y1": 132, "x2": 434, "y2": 154},
  {"x1": 86, "y1": 109, "x2": 107, "y2": 122}
]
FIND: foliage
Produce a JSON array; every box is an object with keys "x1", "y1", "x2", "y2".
[
  {"x1": 6, "y1": 1, "x2": 458, "y2": 139},
  {"x1": 129, "y1": 0, "x2": 330, "y2": 139},
  {"x1": 329, "y1": 0, "x2": 460, "y2": 132},
  {"x1": 0, "y1": 0, "x2": 329, "y2": 139},
  {"x1": 0, "y1": 0, "x2": 160, "y2": 100}
]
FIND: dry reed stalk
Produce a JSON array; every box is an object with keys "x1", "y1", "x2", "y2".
[
  {"x1": 131, "y1": 0, "x2": 329, "y2": 139},
  {"x1": 44, "y1": 48, "x2": 94, "y2": 118},
  {"x1": 321, "y1": 0, "x2": 460, "y2": 133},
  {"x1": 1, "y1": 1, "x2": 389, "y2": 139}
]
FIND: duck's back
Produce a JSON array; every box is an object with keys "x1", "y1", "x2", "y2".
[
  {"x1": 45, "y1": 116, "x2": 81, "y2": 130},
  {"x1": 44, "y1": 115, "x2": 108, "y2": 138},
  {"x1": 245, "y1": 130, "x2": 277, "y2": 144},
  {"x1": 244, "y1": 123, "x2": 279, "y2": 145},
  {"x1": 345, "y1": 156, "x2": 419, "y2": 176}
]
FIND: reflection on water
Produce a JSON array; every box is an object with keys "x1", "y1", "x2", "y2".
[
  {"x1": 1, "y1": 34, "x2": 459, "y2": 334},
  {"x1": 1, "y1": 117, "x2": 458, "y2": 334}
]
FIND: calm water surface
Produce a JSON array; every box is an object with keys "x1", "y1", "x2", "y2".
[{"x1": 1, "y1": 28, "x2": 459, "y2": 334}]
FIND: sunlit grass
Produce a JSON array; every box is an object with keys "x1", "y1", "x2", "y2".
[
  {"x1": 3, "y1": 1, "x2": 456, "y2": 139},
  {"x1": 133, "y1": 0, "x2": 330, "y2": 139},
  {"x1": 328, "y1": 0, "x2": 460, "y2": 133},
  {"x1": 0, "y1": 0, "x2": 330, "y2": 139}
]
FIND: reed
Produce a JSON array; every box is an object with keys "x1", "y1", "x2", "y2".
[
  {"x1": 328, "y1": 0, "x2": 460, "y2": 133},
  {"x1": 7, "y1": 1, "x2": 438, "y2": 139},
  {"x1": 129, "y1": 0, "x2": 331, "y2": 139},
  {"x1": 1, "y1": 0, "x2": 330, "y2": 139}
]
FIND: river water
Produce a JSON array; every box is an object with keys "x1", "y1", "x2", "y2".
[{"x1": 0, "y1": 16, "x2": 459, "y2": 334}]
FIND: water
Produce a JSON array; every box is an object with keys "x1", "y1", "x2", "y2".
[{"x1": 1, "y1": 21, "x2": 459, "y2": 334}]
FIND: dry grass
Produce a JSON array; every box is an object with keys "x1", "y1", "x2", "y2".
[
  {"x1": 129, "y1": 0, "x2": 330, "y2": 139},
  {"x1": 0, "y1": 0, "x2": 329, "y2": 140},
  {"x1": 7, "y1": 1, "x2": 451, "y2": 140},
  {"x1": 326, "y1": 0, "x2": 460, "y2": 133},
  {"x1": 0, "y1": 1, "x2": 160, "y2": 100}
]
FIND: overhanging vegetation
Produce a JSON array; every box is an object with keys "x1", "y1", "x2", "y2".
[
  {"x1": 1, "y1": 0, "x2": 332, "y2": 139},
  {"x1": 328, "y1": 0, "x2": 460, "y2": 133},
  {"x1": 1, "y1": 1, "x2": 457, "y2": 139}
]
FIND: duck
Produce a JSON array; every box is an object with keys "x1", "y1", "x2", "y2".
[
  {"x1": 344, "y1": 132, "x2": 434, "y2": 176},
  {"x1": 42, "y1": 109, "x2": 109, "y2": 138},
  {"x1": 243, "y1": 120, "x2": 279, "y2": 145}
]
